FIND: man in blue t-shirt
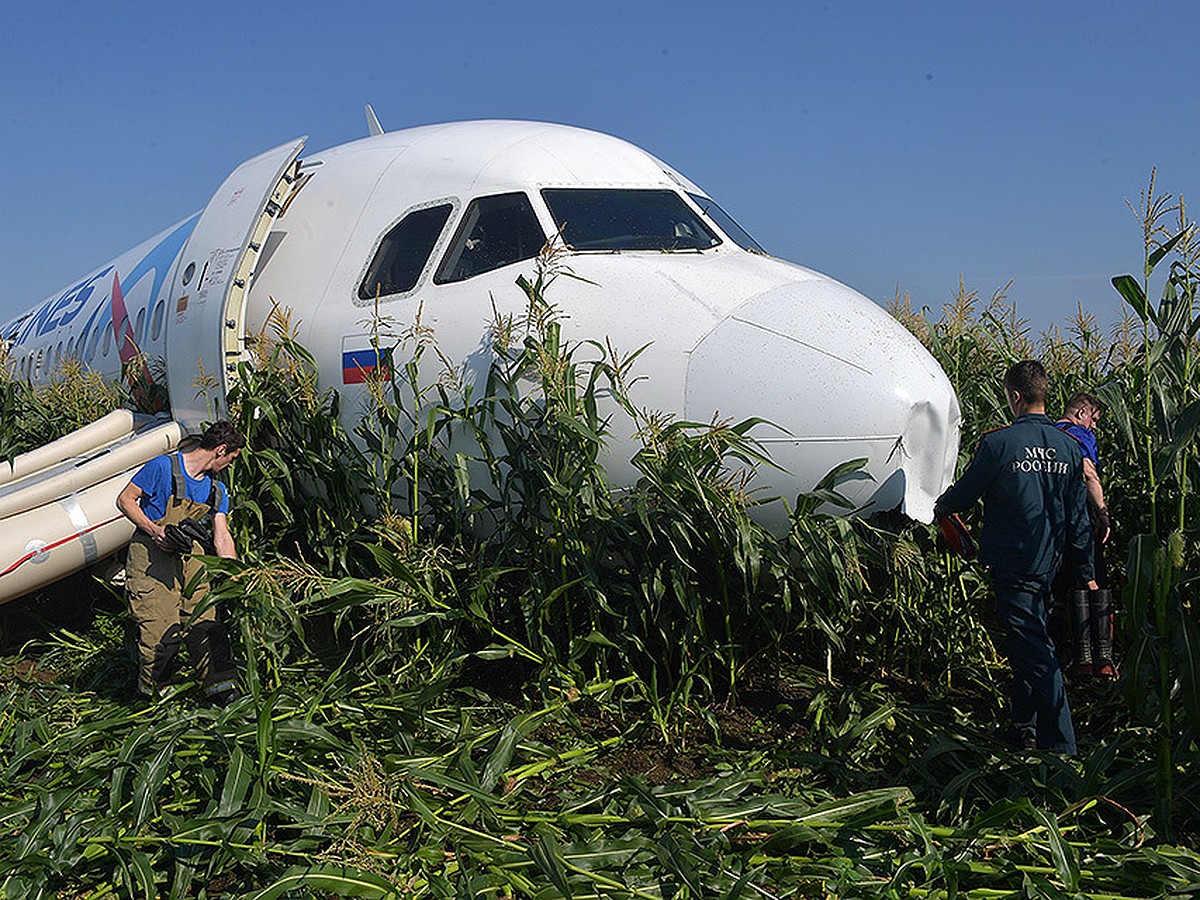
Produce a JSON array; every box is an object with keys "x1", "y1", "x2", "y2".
[
  {"x1": 1055, "y1": 392, "x2": 1116, "y2": 677},
  {"x1": 1056, "y1": 392, "x2": 1110, "y2": 545},
  {"x1": 116, "y1": 421, "x2": 244, "y2": 703}
]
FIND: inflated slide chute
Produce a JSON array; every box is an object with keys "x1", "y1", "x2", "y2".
[{"x1": 0, "y1": 410, "x2": 182, "y2": 602}]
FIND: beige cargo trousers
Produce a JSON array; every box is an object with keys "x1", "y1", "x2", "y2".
[{"x1": 126, "y1": 489, "x2": 237, "y2": 699}]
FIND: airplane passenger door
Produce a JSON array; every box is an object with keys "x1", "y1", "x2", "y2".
[{"x1": 166, "y1": 137, "x2": 307, "y2": 432}]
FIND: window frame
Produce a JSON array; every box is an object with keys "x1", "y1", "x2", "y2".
[
  {"x1": 686, "y1": 192, "x2": 766, "y2": 254},
  {"x1": 540, "y1": 187, "x2": 722, "y2": 253},
  {"x1": 151, "y1": 299, "x2": 166, "y2": 342},
  {"x1": 356, "y1": 199, "x2": 456, "y2": 305},
  {"x1": 433, "y1": 192, "x2": 547, "y2": 285}
]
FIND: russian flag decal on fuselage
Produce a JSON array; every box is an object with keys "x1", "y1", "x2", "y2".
[{"x1": 341, "y1": 335, "x2": 395, "y2": 384}]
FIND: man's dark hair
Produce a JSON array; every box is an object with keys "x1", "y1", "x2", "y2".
[
  {"x1": 198, "y1": 420, "x2": 246, "y2": 452},
  {"x1": 1004, "y1": 360, "x2": 1048, "y2": 403},
  {"x1": 1064, "y1": 391, "x2": 1101, "y2": 416}
]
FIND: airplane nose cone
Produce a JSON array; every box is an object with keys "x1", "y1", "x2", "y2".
[{"x1": 684, "y1": 279, "x2": 960, "y2": 523}]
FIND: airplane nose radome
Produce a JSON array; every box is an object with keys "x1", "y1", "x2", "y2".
[{"x1": 683, "y1": 280, "x2": 960, "y2": 523}]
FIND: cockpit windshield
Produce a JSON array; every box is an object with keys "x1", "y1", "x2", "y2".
[
  {"x1": 687, "y1": 193, "x2": 765, "y2": 253},
  {"x1": 541, "y1": 189, "x2": 720, "y2": 251}
]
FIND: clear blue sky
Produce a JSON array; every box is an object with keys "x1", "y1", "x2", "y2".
[{"x1": 2, "y1": 1, "x2": 1195, "y2": 334}]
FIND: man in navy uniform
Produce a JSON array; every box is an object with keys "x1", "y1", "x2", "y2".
[{"x1": 935, "y1": 361, "x2": 1096, "y2": 754}]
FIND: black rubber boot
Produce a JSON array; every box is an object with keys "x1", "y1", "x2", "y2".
[
  {"x1": 1090, "y1": 589, "x2": 1117, "y2": 677},
  {"x1": 1069, "y1": 589, "x2": 1093, "y2": 676}
]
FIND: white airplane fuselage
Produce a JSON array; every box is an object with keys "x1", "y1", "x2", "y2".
[{"x1": 2, "y1": 120, "x2": 960, "y2": 546}]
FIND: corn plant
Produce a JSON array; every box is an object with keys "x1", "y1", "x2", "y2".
[
  {"x1": 891, "y1": 173, "x2": 1200, "y2": 837},
  {"x1": 225, "y1": 305, "x2": 372, "y2": 573},
  {"x1": 9, "y1": 179, "x2": 1200, "y2": 895},
  {"x1": 1098, "y1": 178, "x2": 1200, "y2": 837},
  {"x1": 0, "y1": 353, "x2": 125, "y2": 463},
  {"x1": 374, "y1": 248, "x2": 889, "y2": 721},
  {"x1": 4, "y1": 632, "x2": 1200, "y2": 898}
]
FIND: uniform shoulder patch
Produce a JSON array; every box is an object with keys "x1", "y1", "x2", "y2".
[{"x1": 973, "y1": 423, "x2": 1009, "y2": 450}]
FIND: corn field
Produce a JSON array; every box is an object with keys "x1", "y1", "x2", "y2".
[{"x1": 1, "y1": 176, "x2": 1199, "y2": 897}]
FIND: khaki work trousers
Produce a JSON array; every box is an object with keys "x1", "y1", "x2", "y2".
[{"x1": 126, "y1": 496, "x2": 235, "y2": 697}]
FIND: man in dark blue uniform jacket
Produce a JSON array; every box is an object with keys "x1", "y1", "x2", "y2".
[{"x1": 935, "y1": 360, "x2": 1096, "y2": 754}]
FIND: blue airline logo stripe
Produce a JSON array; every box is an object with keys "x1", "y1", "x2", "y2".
[{"x1": 7, "y1": 215, "x2": 198, "y2": 348}]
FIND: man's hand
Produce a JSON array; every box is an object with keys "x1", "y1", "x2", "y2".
[
  {"x1": 149, "y1": 523, "x2": 170, "y2": 550},
  {"x1": 118, "y1": 482, "x2": 171, "y2": 549}
]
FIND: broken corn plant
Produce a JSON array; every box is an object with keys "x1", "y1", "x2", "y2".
[{"x1": 5, "y1": 177, "x2": 1200, "y2": 895}]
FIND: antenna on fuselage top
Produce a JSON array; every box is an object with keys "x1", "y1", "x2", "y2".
[{"x1": 365, "y1": 104, "x2": 385, "y2": 136}]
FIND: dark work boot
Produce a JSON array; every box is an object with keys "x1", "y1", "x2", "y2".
[
  {"x1": 1069, "y1": 589, "x2": 1093, "y2": 677},
  {"x1": 1090, "y1": 589, "x2": 1117, "y2": 678},
  {"x1": 1000, "y1": 725, "x2": 1038, "y2": 751},
  {"x1": 204, "y1": 683, "x2": 242, "y2": 707}
]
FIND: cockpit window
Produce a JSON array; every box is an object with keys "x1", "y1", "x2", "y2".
[
  {"x1": 434, "y1": 193, "x2": 545, "y2": 284},
  {"x1": 541, "y1": 189, "x2": 720, "y2": 251},
  {"x1": 360, "y1": 204, "x2": 453, "y2": 300},
  {"x1": 687, "y1": 193, "x2": 765, "y2": 253}
]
